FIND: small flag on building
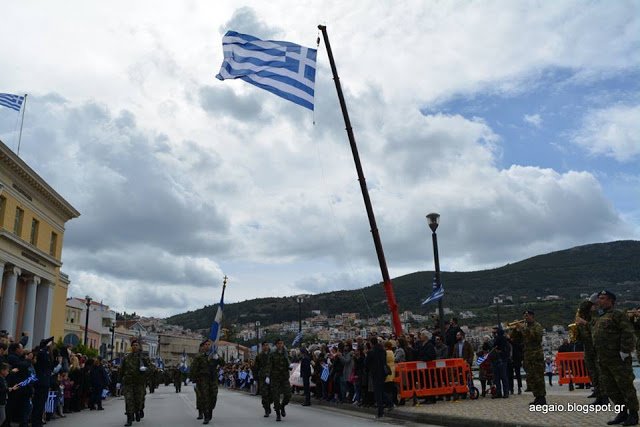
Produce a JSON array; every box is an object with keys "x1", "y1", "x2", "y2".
[
  {"x1": 291, "y1": 330, "x2": 303, "y2": 346},
  {"x1": 0, "y1": 93, "x2": 25, "y2": 112},
  {"x1": 216, "y1": 30, "x2": 317, "y2": 111},
  {"x1": 421, "y1": 275, "x2": 444, "y2": 306}
]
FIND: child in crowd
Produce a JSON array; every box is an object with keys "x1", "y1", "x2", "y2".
[{"x1": 60, "y1": 371, "x2": 73, "y2": 414}]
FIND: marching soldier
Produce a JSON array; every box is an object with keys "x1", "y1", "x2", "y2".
[
  {"x1": 190, "y1": 339, "x2": 225, "y2": 424},
  {"x1": 117, "y1": 338, "x2": 151, "y2": 426},
  {"x1": 591, "y1": 290, "x2": 638, "y2": 426},
  {"x1": 575, "y1": 294, "x2": 607, "y2": 405},
  {"x1": 265, "y1": 338, "x2": 291, "y2": 422},
  {"x1": 254, "y1": 341, "x2": 272, "y2": 417},
  {"x1": 512, "y1": 310, "x2": 546, "y2": 405},
  {"x1": 190, "y1": 341, "x2": 206, "y2": 420}
]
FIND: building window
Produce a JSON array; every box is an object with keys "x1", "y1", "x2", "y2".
[
  {"x1": 50, "y1": 232, "x2": 58, "y2": 256},
  {"x1": 13, "y1": 207, "x2": 24, "y2": 236},
  {"x1": 30, "y1": 218, "x2": 39, "y2": 245}
]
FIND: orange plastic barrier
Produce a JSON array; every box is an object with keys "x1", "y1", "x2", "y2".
[
  {"x1": 555, "y1": 352, "x2": 591, "y2": 385},
  {"x1": 394, "y1": 358, "x2": 471, "y2": 399}
]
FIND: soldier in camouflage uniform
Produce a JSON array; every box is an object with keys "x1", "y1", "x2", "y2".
[
  {"x1": 512, "y1": 310, "x2": 546, "y2": 405},
  {"x1": 591, "y1": 290, "x2": 638, "y2": 426},
  {"x1": 575, "y1": 295, "x2": 607, "y2": 405},
  {"x1": 190, "y1": 339, "x2": 225, "y2": 425},
  {"x1": 264, "y1": 339, "x2": 291, "y2": 422},
  {"x1": 117, "y1": 339, "x2": 151, "y2": 426},
  {"x1": 254, "y1": 341, "x2": 272, "y2": 417},
  {"x1": 190, "y1": 341, "x2": 206, "y2": 420},
  {"x1": 173, "y1": 365, "x2": 182, "y2": 393}
]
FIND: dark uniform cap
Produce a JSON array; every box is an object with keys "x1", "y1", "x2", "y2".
[
  {"x1": 598, "y1": 290, "x2": 616, "y2": 301},
  {"x1": 523, "y1": 310, "x2": 534, "y2": 316},
  {"x1": 200, "y1": 338, "x2": 211, "y2": 347}
]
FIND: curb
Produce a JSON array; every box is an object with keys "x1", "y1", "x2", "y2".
[{"x1": 224, "y1": 388, "x2": 543, "y2": 427}]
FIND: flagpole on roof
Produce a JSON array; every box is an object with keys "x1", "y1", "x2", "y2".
[
  {"x1": 317, "y1": 25, "x2": 403, "y2": 336},
  {"x1": 16, "y1": 94, "x2": 27, "y2": 157}
]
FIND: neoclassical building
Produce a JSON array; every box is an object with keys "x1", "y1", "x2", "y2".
[{"x1": 0, "y1": 140, "x2": 79, "y2": 346}]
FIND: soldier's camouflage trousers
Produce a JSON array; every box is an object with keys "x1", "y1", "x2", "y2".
[
  {"x1": 584, "y1": 350, "x2": 602, "y2": 397},
  {"x1": 259, "y1": 379, "x2": 272, "y2": 410},
  {"x1": 598, "y1": 354, "x2": 639, "y2": 411},
  {"x1": 524, "y1": 354, "x2": 546, "y2": 398},
  {"x1": 271, "y1": 379, "x2": 291, "y2": 411},
  {"x1": 194, "y1": 384, "x2": 201, "y2": 410},
  {"x1": 123, "y1": 384, "x2": 146, "y2": 414},
  {"x1": 196, "y1": 379, "x2": 219, "y2": 412}
]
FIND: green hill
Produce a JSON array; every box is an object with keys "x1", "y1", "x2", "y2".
[{"x1": 166, "y1": 240, "x2": 640, "y2": 331}]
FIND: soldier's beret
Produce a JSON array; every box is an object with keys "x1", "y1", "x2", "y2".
[
  {"x1": 523, "y1": 310, "x2": 534, "y2": 316},
  {"x1": 200, "y1": 339, "x2": 211, "y2": 347},
  {"x1": 261, "y1": 341, "x2": 268, "y2": 346},
  {"x1": 598, "y1": 290, "x2": 616, "y2": 301},
  {"x1": 588, "y1": 293, "x2": 599, "y2": 304},
  {"x1": 130, "y1": 337, "x2": 139, "y2": 345}
]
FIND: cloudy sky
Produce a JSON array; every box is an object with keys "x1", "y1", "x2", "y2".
[{"x1": 1, "y1": 1, "x2": 638, "y2": 317}]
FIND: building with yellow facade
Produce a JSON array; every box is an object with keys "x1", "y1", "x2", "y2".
[{"x1": 0, "y1": 140, "x2": 79, "y2": 346}]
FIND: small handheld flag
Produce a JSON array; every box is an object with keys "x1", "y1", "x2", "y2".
[
  {"x1": 320, "y1": 365, "x2": 330, "y2": 382},
  {"x1": 210, "y1": 276, "x2": 228, "y2": 348},
  {"x1": 291, "y1": 330, "x2": 303, "y2": 346},
  {"x1": 216, "y1": 31, "x2": 317, "y2": 111}
]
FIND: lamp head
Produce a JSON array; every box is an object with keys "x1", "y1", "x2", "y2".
[{"x1": 426, "y1": 213, "x2": 440, "y2": 232}]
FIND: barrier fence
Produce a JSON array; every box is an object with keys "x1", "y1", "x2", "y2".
[
  {"x1": 394, "y1": 358, "x2": 477, "y2": 400},
  {"x1": 555, "y1": 352, "x2": 591, "y2": 385}
]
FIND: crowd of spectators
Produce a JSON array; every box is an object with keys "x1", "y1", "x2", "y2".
[{"x1": 0, "y1": 330, "x2": 119, "y2": 427}]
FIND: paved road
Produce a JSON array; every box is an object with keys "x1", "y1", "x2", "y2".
[{"x1": 57, "y1": 385, "x2": 442, "y2": 426}]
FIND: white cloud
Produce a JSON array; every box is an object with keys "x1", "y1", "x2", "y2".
[
  {"x1": 524, "y1": 114, "x2": 542, "y2": 128},
  {"x1": 572, "y1": 104, "x2": 640, "y2": 162}
]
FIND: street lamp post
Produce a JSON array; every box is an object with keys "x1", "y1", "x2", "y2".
[
  {"x1": 255, "y1": 321, "x2": 260, "y2": 349},
  {"x1": 426, "y1": 213, "x2": 446, "y2": 338},
  {"x1": 84, "y1": 295, "x2": 92, "y2": 347},
  {"x1": 296, "y1": 296, "x2": 304, "y2": 333}
]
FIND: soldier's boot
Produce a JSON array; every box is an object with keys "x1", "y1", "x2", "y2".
[
  {"x1": 124, "y1": 414, "x2": 134, "y2": 426},
  {"x1": 263, "y1": 407, "x2": 270, "y2": 417},
  {"x1": 276, "y1": 409, "x2": 281, "y2": 422},
  {"x1": 281, "y1": 406, "x2": 286, "y2": 417},
  {"x1": 197, "y1": 410, "x2": 204, "y2": 420},
  {"x1": 203, "y1": 410, "x2": 212, "y2": 424},
  {"x1": 135, "y1": 411, "x2": 141, "y2": 422},
  {"x1": 608, "y1": 409, "x2": 628, "y2": 425},
  {"x1": 139, "y1": 409, "x2": 144, "y2": 419},
  {"x1": 622, "y1": 411, "x2": 638, "y2": 426}
]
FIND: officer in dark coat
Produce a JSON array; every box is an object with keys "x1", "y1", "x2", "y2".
[
  {"x1": 299, "y1": 348, "x2": 312, "y2": 406},
  {"x1": 365, "y1": 337, "x2": 386, "y2": 419}
]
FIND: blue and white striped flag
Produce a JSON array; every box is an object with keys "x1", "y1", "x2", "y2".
[
  {"x1": 291, "y1": 330, "x2": 303, "y2": 346},
  {"x1": 210, "y1": 286, "x2": 226, "y2": 345},
  {"x1": 320, "y1": 365, "x2": 330, "y2": 382},
  {"x1": 421, "y1": 275, "x2": 444, "y2": 306},
  {"x1": 16, "y1": 373, "x2": 37, "y2": 388},
  {"x1": 476, "y1": 355, "x2": 487, "y2": 366},
  {"x1": 45, "y1": 391, "x2": 57, "y2": 413},
  {"x1": 0, "y1": 93, "x2": 25, "y2": 112},
  {"x1": 181, "y1": 349, "x2": 187, "y2": 372},
  {"x1": 216, "y1": 30, "x2": 317, "y2": 111},
  {"x1": 101, "y1": 389, "x2": 109, "y2": 399}
]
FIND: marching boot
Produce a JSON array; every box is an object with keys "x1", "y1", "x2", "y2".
[
  {"x1": 203, "y1": 410, "x2": 212, "y2": 424},
  {"x1": 281, "y1": 406, "x2": 286, "y2": 417},
  {"x1": 276, "y1": 409, "x2": 281, "y2": 422},
  {"x1": 124, "y1": 414, "x2": 134, "y2": 426},
  {"x1": 608, "y1": 409, "x2": 628, "y2": 425},
  {"x1": 135, "y1": 411, "x2": 141, "y2": 422},
  {"x1": 197, "y1": 410, "x2": 203, "y2": 420},
  {"x1": 264, "y1": 407, "x2": 270, "y2": 417},
  {"x1": 139, "y1": 409, "x2": 144, "y2": 419},
  {"x1": 622, "y1": 411, "x2": 638, "y2": 426}
]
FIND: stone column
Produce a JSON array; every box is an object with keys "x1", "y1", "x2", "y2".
[
  {"x1": 0, "y1": 266, "x2": 20, "y2": 336},
  {"x1": 21, "y1": 275, "x2": 40, "y2": 344},
  {"x1": 33, "y1": 280, "x2": 55, "y2": 344}
]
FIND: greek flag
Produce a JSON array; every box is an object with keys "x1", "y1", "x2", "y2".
[
  {"x1": 45, "y1": 391, "x2": 58, "y2": 413},
  {"x1": 0, "y1": 93, "x2": 24, "y2": 112},
  {"x1": 320, "y1": 365, "x2": 330, "y2": 382},
  {"x1": 291, "y1": 330, "x2": 303, "y2": 346},
  {"x1": 101, "y1": 389, "x2": 109, "y2": 398},
  {"x1": 209, "y1": 288, "x2": 225, "y2": 344},
  {"x1": 421, "y1": 275, "x2": 444, "y2": 306},
  {"x1": 16, "y1": 373, "x2": 37, "y2": 388},
  {"x1": 476, "y1": 355, "x2": 487, "y2": 366},
  {"x1": 181, "y1": 349, "x2": 187, "y2": 372},
  {"x1": 216, "y1": 30, "x2": 317, "y2": 111}
]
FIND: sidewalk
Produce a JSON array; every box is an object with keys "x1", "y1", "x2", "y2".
[{"x1": 284, "y1": 382, "x2": 640, "y2": 427}]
